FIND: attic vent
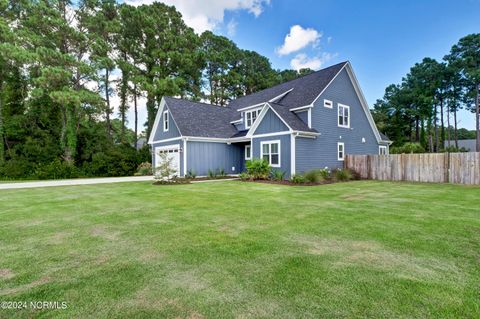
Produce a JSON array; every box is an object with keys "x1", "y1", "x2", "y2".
[{"x1": 324, "y1": 99, "x2": 333, "y2": 108}]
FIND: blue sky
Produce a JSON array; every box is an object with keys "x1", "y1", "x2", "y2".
[{"x1": 124, "y1": 0, "x2": 479, "y2": 130}]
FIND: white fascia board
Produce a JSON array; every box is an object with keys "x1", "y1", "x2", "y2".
[
  {"x1": 289, "y1": 104, "x2": 313, "y2": 112},
  {"x1": 245, "y1": 103, "x2": 270, "y2": 137},
  {"x1": 310, "y1": 63, "x2": 348, "y2": 106},
  {"x1": 149, "y1": 136, "x2": 183, "y2": 144},
  {"x1": 343, "y1": 62, "x2": 382, "y2": 143},
  {"x1": 237, "y1": 102, "x2": 266, "y2": 112},
  {"x1": 268, "y1": 88, "x2": 294, "y2": 103},
  {"x1": 148, "y1": 98, "x2": 166, "y2": 144}
]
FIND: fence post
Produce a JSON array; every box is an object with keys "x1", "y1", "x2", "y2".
[{"x1": 444, "y1": 152, "x2": 450, "y2": 183}]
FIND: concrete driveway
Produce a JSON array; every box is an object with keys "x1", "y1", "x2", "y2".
[{"x1": 0, "y1": 176, "x2": 154, "y2": 190}]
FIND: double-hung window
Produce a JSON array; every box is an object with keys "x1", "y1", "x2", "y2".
[
  {"x1": 379, "y1": 145, "x2": 387, "y2": 155},
  {"x1": 245, "y1": 109, "x2": 261, "y2": 128},
  {"x1": 338, "y1": 104, "x2": 350, "y2": 128},
  {"x1": 337, "y1": 142, "x2": 345, "y2": 161},
  {"x1": 163, "y1": 110, "x2": 169, "y2": 132},
  {"x1": 261, "y1": 140, "x2": 280, "y2": 167}
]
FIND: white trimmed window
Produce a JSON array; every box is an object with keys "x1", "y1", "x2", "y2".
[
  {"x1": 163, "y1": 110, "x2": 169, "y2": 132},
  {"x1": 337, "y1": 142, "x2": 345, "y2": 161},
  {"x1": 261, "y1": 140, "x2": 280, "y2": 167},
  {"x1": 324, "y1": 99, "x2": 333, "y2": 108},
  {"x1": 245, "y1": 109, "x2": 261, "y2": 128},
  {"x1": 245, "y1": 145, "x2": 251, "y2": 160},
  {"x1": 338, "y1": 104, "x2": 350, "y2": 128},
  {"x1": 379, "y1": 145, "x2": 387, "y2": 155}
]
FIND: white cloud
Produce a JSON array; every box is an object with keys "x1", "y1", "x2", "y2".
[
  {"x1": 276, "y1": 25, "x2": 321, "y2": 56},
  {"x1": 226, "y1": 18, "x2": 237, "y2": 36},
  {"x1": 124, "y1": 0, "x2": 270, "y2": 34},
  {"x1": 290, "y1": 52, "x2": 335, "y2": 71}
]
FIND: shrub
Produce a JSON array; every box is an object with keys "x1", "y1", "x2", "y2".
[
  {"x1": 318, "y1": 168, "x2": 331, "y2": 180},
  {"x1": 332, "y1": 168, "x2": 353, "y2": 182},
  {"x1": 442, "y1": 145, "x2": 468, "y2": 153},
  {"x1": 34, "y1": 159, "x2": 80, "y2": 180},
  {"x1": 390, "y1": 142, "x2": 425, "y2": 154},
  {"x1": 291, "y1": 174, "x2": 306, "y2": 184},
  {"x1": 186, "y1": 169, "x2": 196, "y2": 179},
  {"x1": 217, "y1": 168, "x2": 226, "y2": 177},
  {"x1": 82, "y1": 144, "x2": 139, "y2": 177},
  {"x1": 304, "y1": 169, "x2": 325, "y2": 183},
  {"x1": 208, "y1": 169, "x2": 216, "y2": 178},
  {"x1": 135, "y1": 162, "x2": 152, "y2": 176},
  {"x1": 271, "y1": 169, "x2": 286, "y2": 181},
  {"x1": 245, "y1": 158, "x2": 270, "y2": 180},
  {"x1": 0, "y1": 159, "x2": 36, "y2": 179},
  {"x1": 239, "y1": 172, "x2": 251, "y2": 181}
]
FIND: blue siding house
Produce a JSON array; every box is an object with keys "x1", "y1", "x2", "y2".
[{"x1": 148, "y1": 62, "x2": 392, "y2": 178}]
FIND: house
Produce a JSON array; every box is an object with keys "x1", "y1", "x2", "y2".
[
  {"x1": 148, "y1": 61, "x2": 392, "y2": 178},
  {"x1": 444, "y1": 139, "x2": 476, "y2": 152}
]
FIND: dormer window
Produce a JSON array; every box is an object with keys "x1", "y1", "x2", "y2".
[
  {"x1": 245, "y1": 109, "x2": 261, "y2": 129},
  {"x1": 163, "y1": 110, "x2": 169, "y2": 132}
]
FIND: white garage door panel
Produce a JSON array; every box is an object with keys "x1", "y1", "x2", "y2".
[{"x1": 155, "y1": 144, "x2": 180, "y2": 177}]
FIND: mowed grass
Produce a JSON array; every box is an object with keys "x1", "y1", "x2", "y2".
[{"x1": 0, "y1": 181, "x2": 479, "y2": 319}]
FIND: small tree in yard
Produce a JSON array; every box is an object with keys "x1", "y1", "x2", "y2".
[{"x1": 154, "y1": 152, "x2": 177, "y2": 181}]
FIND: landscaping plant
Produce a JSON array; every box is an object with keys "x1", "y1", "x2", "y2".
[
  {"x1": 245, "y1": 158, "x2": 271, "y2": 180},
  {"x1": 332, "y1": 168, "x2": 353, "y2": 182},
  {"x1": 135, "y1": 162, "x2": 152, "y2": 176},
  {"x1": 271, "y1": 169, "x2": 286, "y2": 181}
]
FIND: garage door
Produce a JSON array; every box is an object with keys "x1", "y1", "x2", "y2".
[{"x1": 155, "y1": 144, "x2": 180, "y2": 177}]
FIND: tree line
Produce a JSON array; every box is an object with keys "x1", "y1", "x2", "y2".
[
  {"x1": 0, "y1": 0, "x2": 312, "y2": 179},
  {"x1": 372, "y1": 34, "x2": 480, "y2": 153}
]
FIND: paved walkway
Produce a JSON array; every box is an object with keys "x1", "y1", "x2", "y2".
[{"x1": 0, "y1": 176, "x2": 154, "y2": 190}]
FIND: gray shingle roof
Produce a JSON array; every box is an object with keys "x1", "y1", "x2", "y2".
[
  {"x1": 164, "y1": 97, "x2": 239, "y2": 138},
  {"x1": 268, "y1": 103, "x2": 317, "y2": 133},
  {"x1": 379, "y1": 132, "x2": 391, "y2": 142},
  {"x1": 228, "y1": 62, "x2": 348, "y2": 109},
  {"x1": 162, "y1": 62, "x2": 348, "y2": 139}
]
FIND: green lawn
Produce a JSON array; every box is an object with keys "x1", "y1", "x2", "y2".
[{"x1": 0, "y1": 181, "x2": 479, "y2": 318}]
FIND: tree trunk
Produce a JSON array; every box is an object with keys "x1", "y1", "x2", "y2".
[
  {"x1": 476, "y1": 84, "x2": 480, "y2": 152},
  {"x1": 446, "y1": 103, "x2": 451, "y2": 148},
  {"x1": 440, "y1": 98, "x2": 445, "y2": 150},
  {"x1": 105, "y1": 68, "x2": 111, "y2": 137},
  {"x1": 134, "y1": 83, "x2": 138, "y2": 147},
  {"x1": 415, "y1": 116, "x2": 420, "y2": 142},
  {"x1": 454, "y1": 108, "x2": 458, "y2": 149},
  {"x1": 0, "y1": 79, "x2": 4, "y2": 164},
  {"x1": 434, "y1": 103, "x2": 439, "y2": 152}
]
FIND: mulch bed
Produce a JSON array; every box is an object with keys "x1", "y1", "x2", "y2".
[
  {"x1": 243, "y1": 179, "x2": 337, "y2": 186},
  {"x1": 152, "y1": 175, "x2": 237, "y2": 185}
]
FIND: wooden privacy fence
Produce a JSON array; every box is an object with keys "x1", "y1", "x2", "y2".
[{"x1": 344, "y1": 152, "x2": 480, "y2": 185}]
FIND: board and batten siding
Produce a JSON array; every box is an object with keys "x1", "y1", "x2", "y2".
[
  {"x1": 296, "y1": 68, "x2": 381, "y2": 172},
  {"x1": 186, "y1": 141, "x2": 243, "y2": 176},
  {"x1": 151, "y1": 105, "x2": 181, "y2": 141},
  {"x1": 254, "y1": 108, "x2": 289, "y2": 135},
  {"x1": 151, "y1": 140, "x2": 184, "y2": 176},
  {"x1": 252, "y1": 134, "x2": 291, "y2": 178}
]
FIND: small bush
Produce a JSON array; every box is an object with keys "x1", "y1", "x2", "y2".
[
  {"x1": 34, "y1": 159, "x2": 80, "y2": 180},
  {"x1": 304, "y1": 169, "x2": 325, "y2": 183},
  {"x1": 239, "y1": 172, "x2": 251, "y2": 181},
  {"x1": 271, "y1": 170, "x2": 286, "y2": 181},
  {"x1": 186, "y1": 169, "x2": 196, "y2": 179},
  {"x1": 246, "y1": 158, "x2": 270, "y2": 180},
  {"x1": 217, "y1": 168, "x2": 226, "y2": 177},
  {"x1": 291, "y1": 174, "x2": 306, "y2": 184},
  {"x1": 135, "y1": 162, "x2": 152, "y2": 176},
  {"x1": 332, "y1": 168, "x2": 353, "y2": 182},
  {"x1": 442, "y1": 146, "x2": 468, "y2": 153},
  {"x1": 208, "y1": 169, "x2": 216, "y2": 178},
  {"x1": 390, "y1": 142, "x2": 425, "y2": 154},
  {"x1": 318, "y1": 168, "x2": 331, "y2": 180}
]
